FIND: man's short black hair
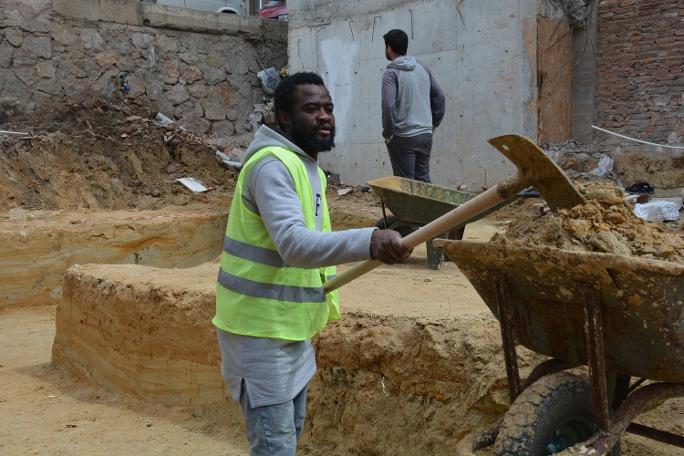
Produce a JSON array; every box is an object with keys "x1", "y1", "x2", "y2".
[
  {"x1": 274, "y1": 72, "x2": 326, "y2": 117},
  {"x1": 383, "y1": 29, "x2": 408, "y2": 55}
]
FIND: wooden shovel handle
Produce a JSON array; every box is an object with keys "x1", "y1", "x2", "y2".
[{"x1": 323, "y1": 186, "x2": 507, "y2": 293}]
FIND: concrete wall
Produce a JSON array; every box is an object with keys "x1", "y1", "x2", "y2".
[
  {"x1": 288, "y1": 0, "x2": 541, "y2": 190},
  {"x1": 0, "y1": 0, "x2": 286, "y2": 146}
]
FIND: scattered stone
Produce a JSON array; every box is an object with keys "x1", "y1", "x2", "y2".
[
  {"x1": 146, "y1": 79, "x2": 164, "y2": 101},
  {"x1": 14, "y1": 66, "x2": 36, "y2": 86},
  {"x1": 35, "y1": 60, "x2": 55, "y2": 79},
  {"x1": 187, "y1": 81, "x2": 209, "y2": 99},
  {"x1": 161, "y1": 59, "x2": 179, "y2": 84},
  {"x1": 211, "y1": 120, "x2": 234, "y2": 137},
  {"x1": 225, "y1": 108, "x2": 238, "y2": 122},
  {"x1": 155, "y1": 34, "x2": 179, "y2": 53},
  {"x1": 0, "y1": 43, "x2": 13, "y2": 68},
  {"x1": 202, "y1": 66, "x2": 226, "y2": 85},
  {"x1": 79, "y1": 28, "x2": 105, "y2": 52},
  {"x1": 49, "y1": 22, "x2": 79, "y2": 46},
  {"x1": 337, "y1": 188, "x2": 354, "y2": 196},
  {"x1": 23, "y1": 36, "x2": 52, "y2": 59},
  {"x1": 166, "y1": 84, "x2": 190, "y2": 106},
  {"x1": 126, "y1": 75, "x2": 146, "y2": 98},
  {"x1": 215, "y1": 82, "x2": 234, "y2": 105},
  {"x1": 4, "y1": 29, "x2": 24, "y2": 47},
  {"x1": 180, "y1": 34, "x2": 210, "y2": 54},
  {"x1": 233, "y1": 58, "x2": 250, "y2": 75},
  {"x1": 203, "y1": 99, "x2": 226, "y2": 121},
  {"x1": 178, "y1": 117, "x2": 211, "y2": 134},
  {"x1": 16, "y1": 16, "x2": 48, "y2": 33},
  {"x1": 181, "y1": 65, "x2": 202, "y2": 84},
  {"x1": 93, "y1": 68, "x2": 120, "y2": 97},
  {"x1": 179, "y1": 52, "x2": 200, "y2": 65},
  {"x1": 95, "y1": 51, "x2": 118, "y2": 67},
  {"x1": 175, "y1": 100, "x2": 203, "y2": 120},
  {"x1": 206, "y1": 55, "x2": 224, "y2": 68},
  {"x1": 130, "y1": 32, "x2": 152, "y2": 50}
]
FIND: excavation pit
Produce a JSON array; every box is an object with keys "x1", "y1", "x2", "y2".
[{"x1": 52, "y1": 238, "x2": 541, "y2": 455}]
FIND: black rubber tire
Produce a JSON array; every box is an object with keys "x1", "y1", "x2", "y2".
[{"x1": 493, "y1": 372, "x2": 620, "y2": 456}]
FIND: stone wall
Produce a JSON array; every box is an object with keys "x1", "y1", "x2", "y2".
[
  {"x1": 0, "y1": 0, "x2": 287, "y2": 145},
  {"x1": 594, "y1": 0, "x2": 683, "y2": 144}
]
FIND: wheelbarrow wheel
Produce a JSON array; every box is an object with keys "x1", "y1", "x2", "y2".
[{"x1": 493, "y1": 372, "x2": 620, "y2": 455}]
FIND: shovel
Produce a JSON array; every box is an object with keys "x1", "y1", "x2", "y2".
[{"x1": 323, "y1": 134, "x2": 586, "y2": 293}]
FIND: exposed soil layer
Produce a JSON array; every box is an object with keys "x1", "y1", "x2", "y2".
[
  {"x1": 52, "y1": 251, "x2": 540, "y2": 455},
  {"x1": 492, "y1": 183, "x2": 684, "y2": 262},
  {"x1": 0, "y1": 208, "x2": 227, "y2": 310},
  {"x1": 0, "y1": 100, "x2": 237, "y2": 212}
]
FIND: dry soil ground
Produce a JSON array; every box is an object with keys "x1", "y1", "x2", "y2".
[
  {"x1": 1, "y1": 217, "x2": 681, "y2": 455},
  {"x1": 1, "y1": 104, "x2": 681, "y2": 454}
]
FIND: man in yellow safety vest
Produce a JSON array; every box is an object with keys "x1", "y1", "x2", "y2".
[{"x1": 213, "y1": 72, "x2": 410, "y2": 455}]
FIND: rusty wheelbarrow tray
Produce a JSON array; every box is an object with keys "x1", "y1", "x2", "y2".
[
  {"x1": 367, "y1": 176, "x2": 517, "y2": 269},
  {"x1": 437, "y1": 240, "x2": 684, "y2": 455}
]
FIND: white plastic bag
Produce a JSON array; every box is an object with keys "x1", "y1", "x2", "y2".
[
  {"x1": 257, "y1": 68, "x2": 280, "y2": 95},
  {"x1": 590, "y1": 154, "x2": 614, "y2": 177}
]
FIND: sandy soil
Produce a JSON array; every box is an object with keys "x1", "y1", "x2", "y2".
[
  {"x1": 493, "y1": 183, "x2": 684, "y2": 262},
  {"x1": 0, "y1": 306, "x2": 247, "y2": 456},
  {"x1": 2, "y1": 216, "x2": 682, "y2": 455}
]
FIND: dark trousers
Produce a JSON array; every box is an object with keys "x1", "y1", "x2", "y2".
[{"x1": 386, "y1": 133, "x2": 432, "y2": 182}]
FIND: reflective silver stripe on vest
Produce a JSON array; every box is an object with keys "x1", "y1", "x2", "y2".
[
  {"x1": 223, "y1": 236, "x2": 288, "y2": 268},
  {"x1": 218, "y1": 268, "x2": 326, "y2": 303}
]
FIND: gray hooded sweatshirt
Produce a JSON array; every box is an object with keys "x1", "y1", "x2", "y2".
[
  {"x1": 217, "y1": 125, "x2": 376, "y2": 408},
  {"x1": 382, "y1": 55, "x2": 446, "y2": 139}
]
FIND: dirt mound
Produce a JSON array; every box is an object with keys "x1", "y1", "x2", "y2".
[
  {"x1": 492, "y1": 183, "x2": 684, "y2": 262},
  {"x1": 53, "y1": 261, "x2": 540, "y2": 455},
  {"x1": 0, "y1": 99, "x2": 237, "y2": 211}
]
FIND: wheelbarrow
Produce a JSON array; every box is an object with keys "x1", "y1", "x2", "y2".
[
  {"x1": 436, "y1": 240, "x2": 684, "y2": 455},
  {"x1": 368, "y1": 176, "x2": 523, "y2": 269}
]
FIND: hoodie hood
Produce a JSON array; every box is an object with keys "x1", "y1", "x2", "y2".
[
  {"x1": 387, "y1": 55, "x2": 417, "y2": 71},
  {"x1": 243, "y1": 125, "x2": 313, "y2": 163}
]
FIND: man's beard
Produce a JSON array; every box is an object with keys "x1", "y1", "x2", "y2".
[{"x1": 290, "y1": 121, "x2": 335, "y2": 152}]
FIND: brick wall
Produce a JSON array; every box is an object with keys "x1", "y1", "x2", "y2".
[{"x1": 594, "y1": 0, "x2": 683, "y2": 144}]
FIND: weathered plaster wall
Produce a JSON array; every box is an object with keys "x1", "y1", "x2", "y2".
[
  {"x1": 288, "y1": 0, "x2": 541, "y2": 190},
  {"x1": 0, "y1": 0, "x2": 286, "y2": 145}
]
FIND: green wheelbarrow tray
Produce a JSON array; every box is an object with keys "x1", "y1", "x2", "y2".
[
  {"x1": 436, "y1": 240, "x2": 684, "y2": 383},
  {"x1": 368, "y1": 176, "x2": 516, "y2": 228},
  {"x1": 368, "y1": 176, "x2": 477, "y2": 226}
]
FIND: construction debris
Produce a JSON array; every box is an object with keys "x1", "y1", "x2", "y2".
[
  {"x1": 635, "y1": 198, "x2": 683, "y2": 222},
  {"x1": 176, "y1": 177, "x2": 211, "y2": 193}
]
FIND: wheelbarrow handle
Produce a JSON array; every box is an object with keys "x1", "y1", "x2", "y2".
[{"x1": 323, "y1": 186, "x2": 508, "y2": 293}]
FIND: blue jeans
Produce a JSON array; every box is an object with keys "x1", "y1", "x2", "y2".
[{"x1": 239, "y1": 382, "x2": 307, "y2": 456}]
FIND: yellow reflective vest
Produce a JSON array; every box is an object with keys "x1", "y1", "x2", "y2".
[{"x1": 213, "y1": 146, "x2": 340, "y2": 341}]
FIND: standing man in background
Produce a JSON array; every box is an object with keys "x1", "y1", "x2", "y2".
[{"x1": 382, "y1": 29, "x2": 446, "y2": 183}]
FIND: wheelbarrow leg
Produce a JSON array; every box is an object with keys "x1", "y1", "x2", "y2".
[
  {"x1": 426, "y1": 238, "x2": 444, "y2": 270},
  {"x1": 584, "y1": 289, "x2": 616, "y2": 455},
  {"x1": 494, "y1": 273, "x2": 521, "y2": 402}
]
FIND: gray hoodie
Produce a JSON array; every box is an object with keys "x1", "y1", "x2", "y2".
[
  {"x1": 241, "y1": 125, "x2": 375, "y2": 267},
  {"x1": 217, "y1": 125, "x2": 376, "y2": 409},
  {"x1": 382, "y1": 55, "x2": 446, "y2": 139}
]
